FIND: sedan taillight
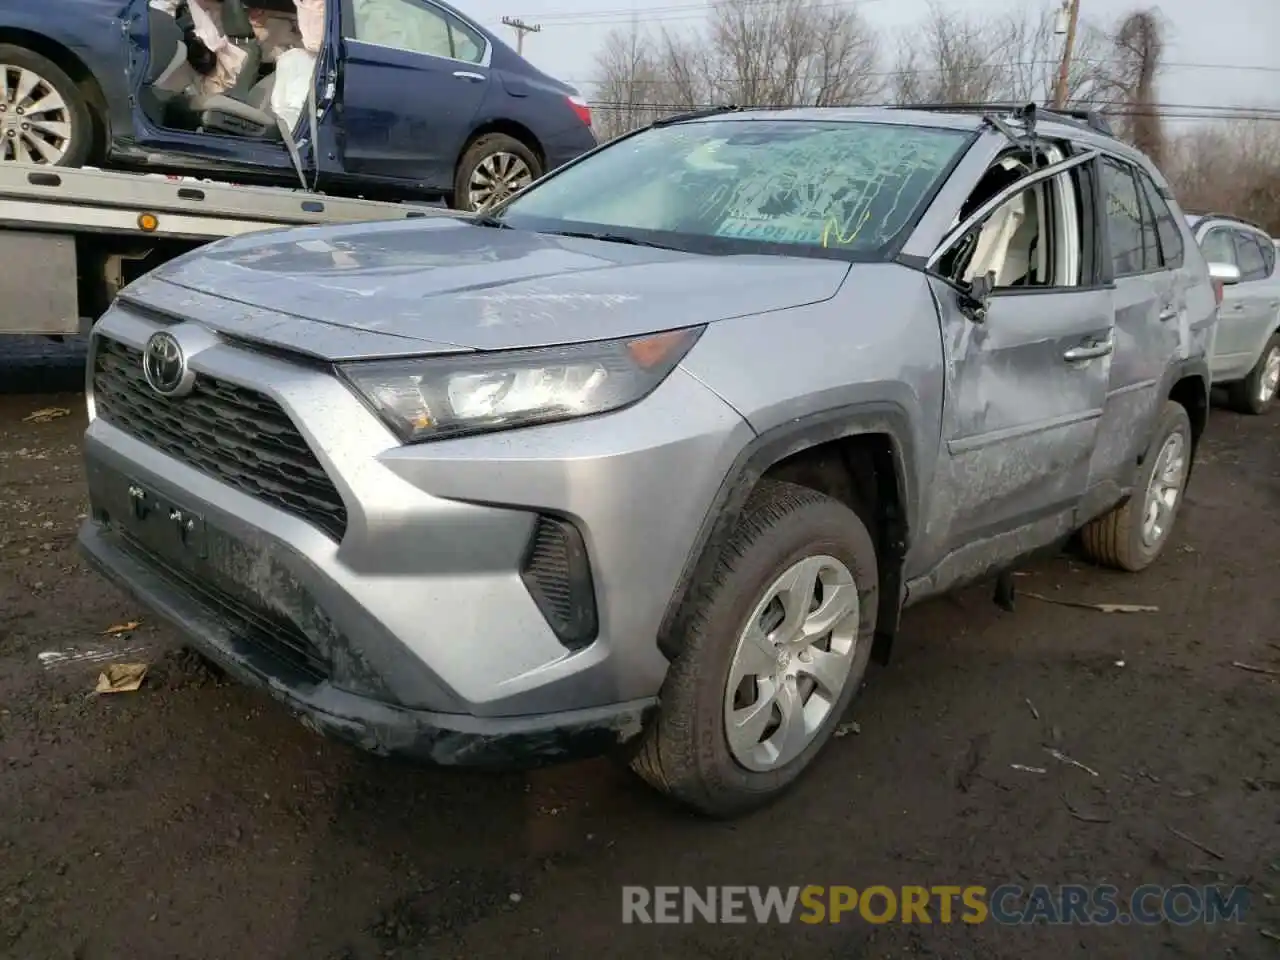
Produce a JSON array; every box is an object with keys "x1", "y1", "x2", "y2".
[{"x1": 567, "y1": 94, "x2": 591, "y2": 127}]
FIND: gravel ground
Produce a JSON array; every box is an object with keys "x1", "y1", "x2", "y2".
[{"x1": 1, "y1": 344, "x2": 1278, "y2": 960}]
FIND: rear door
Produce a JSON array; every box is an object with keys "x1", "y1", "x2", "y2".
[
  {"x1": 1198, "y1": 224, "x2": 1246, "y2": 378},
  {"x1": 1084, "y1": 156, "x2": 1180, "y2": 492},
  {"x1": 1228, "y1": 229, "x2": 1280, "y2": 372},
  {"x1": 925, "y1": 149, "x2": 1113, "y2": 552},
  {"x1": 334, "y1": 0, "x2": 491, "y2": 188}
]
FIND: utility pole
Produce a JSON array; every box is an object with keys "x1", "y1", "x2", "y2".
[
  {"x1": 501, "y1": 16, "x2": 541, "y2": 56},
  {"x1": 1053, "y1": 0, "x2": 1081, "y2": 108}
]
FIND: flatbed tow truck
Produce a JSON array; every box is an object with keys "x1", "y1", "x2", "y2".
[{"x1": 0, "y1": 163, "x2": 449, "y2": 336}]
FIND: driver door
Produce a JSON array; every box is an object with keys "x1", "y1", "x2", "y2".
[{"x1": 923, "y1": 149, "x2": 1115, "y2": 560}]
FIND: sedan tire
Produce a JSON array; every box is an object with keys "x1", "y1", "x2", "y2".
[{"x1": 452, "y1": 133, "x2": 542, "y2": 212}]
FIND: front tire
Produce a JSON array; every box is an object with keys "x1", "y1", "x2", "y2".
[
  {"x1": 1225, "y1": 332, "x2": 1280, "y2": 415},
  {"x1": 1080, "y1": 400, "x2": 1192, "y2": 572},
  {"x1": 629, "y1": 480, "x2": 879, "y2": 819},
  {"x1": 451, "y1": 133, "x2": 541, "y2": 212},
  {"x1": 0, "y1": 46, "x2": 94, "y2": 167}
]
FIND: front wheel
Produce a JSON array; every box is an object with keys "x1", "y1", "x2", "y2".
[
  {"x1": 451, "y1": 133, "x2": 542, "y2": 212},
  {"x1": 0, "y1": 46, "x2": 94, "y2": 167},
  {"x1": 1226, "y1": 332, "x2": 1280, "y2": 415},
  {"x1": 628, "y1": 480, "x2": 879, "y2": 819},
  {"x1": 1080, "y1": 400, "x2": 1192, "y2": 572}
]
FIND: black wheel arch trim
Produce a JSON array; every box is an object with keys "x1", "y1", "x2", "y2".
[{"x1": 655, "y1": 400, "x2": 918, "y2": 665}]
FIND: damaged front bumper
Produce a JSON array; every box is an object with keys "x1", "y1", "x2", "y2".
[{"x1": 78, "y1": 516, "x2": 654, "y2": 768}]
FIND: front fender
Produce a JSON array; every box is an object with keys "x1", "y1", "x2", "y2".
[{"x1": 655, "y1": 401, "x2": 917, "y2": 663}]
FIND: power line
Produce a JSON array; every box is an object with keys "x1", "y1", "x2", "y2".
[
  {"x1": 563, "y1": 58, "x2": 1280, "y2": 88},
  {"x1": 581, "y1": 98, "x2": 1280, "y2": 122}
]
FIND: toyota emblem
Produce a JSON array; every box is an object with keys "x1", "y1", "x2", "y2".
[{"x1": 141, "y1": 331, "x2": 194, "y2": 397}]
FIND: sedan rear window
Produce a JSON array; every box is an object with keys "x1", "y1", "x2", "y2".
[{"x1": 495, "y1": 118, "x2": 973, "y2": 259}]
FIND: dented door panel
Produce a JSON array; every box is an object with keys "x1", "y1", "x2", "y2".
[
  {"x1": 922, "y1": 277, "x2": 1114, "y2": 566},
  {"x1": 1086, "y1": 273, "x2": 1175, "y2": 491}
]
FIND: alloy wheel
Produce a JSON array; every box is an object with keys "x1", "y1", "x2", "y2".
[
  {"x1": 723, "y1": 555, "x2": 860, "y2": 773},
  {"x1": 0, "y1": 65, "x2": 72, "y2": 164}
]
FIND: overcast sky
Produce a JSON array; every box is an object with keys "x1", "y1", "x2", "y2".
[{"x1": 461, "y1": 0, "x2": 1280, "y2": 122}]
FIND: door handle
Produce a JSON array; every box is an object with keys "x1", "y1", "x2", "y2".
[
  {"x1": 1158, "y1": 305, "x2": 1178, "y2": 321},
  {"x1": 1230, "y1": 302, "x2": 1246, "y2": 311},
  {"x1": 453, "y1": 71, "x2": 486, "y2": 81},
  {"x1": 1063, "y1": 338, "x2": 1114, "y2": 362}
]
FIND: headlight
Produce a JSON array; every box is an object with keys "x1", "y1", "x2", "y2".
[{"x1": 338, "y1": 326, "x2": 704, "y2": 443}]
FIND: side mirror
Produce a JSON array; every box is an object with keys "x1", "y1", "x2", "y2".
[
  {"x1": 959, "y1": 270, "x2": 996, "y2": 323},
  {"x1": 1207, "y1": 261, "x2": 1241, "y2": 285}
]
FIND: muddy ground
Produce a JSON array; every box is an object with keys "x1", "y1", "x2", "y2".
[{"x1": 1, "y1": 339, "x2": 1278, "y2": 960}]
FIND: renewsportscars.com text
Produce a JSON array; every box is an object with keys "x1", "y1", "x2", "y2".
[{"x1": 621, "y1": 884, "x2": 1251, "y2": 926}]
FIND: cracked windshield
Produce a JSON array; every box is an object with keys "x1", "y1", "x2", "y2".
[{"x1": 499, "y1": 120, "x2": 972, "y2": 253}]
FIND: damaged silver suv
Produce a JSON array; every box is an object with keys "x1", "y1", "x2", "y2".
[{"x1": 80, "y1": 103, "x2": 1227, "y2": 818}]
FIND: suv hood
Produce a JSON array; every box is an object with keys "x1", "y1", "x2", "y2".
[{"x1": 126, "y1": 217, "x2": 851, "y2": 360}]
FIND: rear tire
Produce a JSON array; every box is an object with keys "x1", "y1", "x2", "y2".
[
  {"x1": 629, "y1": 480, "x2": 879, "y2": 819},
  {"x1": 1079, "y1": 401, "x2": 1192, "y2": 572},
  {"x1": 0, "y1": 46, "x2": 94, "y2": 167},
  {"x1": 451, "y1": 133, "x2": 541, "y2": 212},
  {"x1": 1225, "y1": 333, "x2": 1280, "y2": 415}
]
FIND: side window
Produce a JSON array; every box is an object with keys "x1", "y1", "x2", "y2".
[
  {"x1": 350, "y1": 0, "x2": 485, "y2": 63},
  {"x1": 1201, "y1": 228, "x2": 1236, "y2": 266},
  {"x1": 448, "y1": 17, "x2": 485, "y2": 62},
  {"x1": 1234, "y1": 231, "x2": 1268, "y2": 282},
  {"x1": 1137, "y1": 171, "x2": 1184, "y2": 268},
  {"x1": 1263, "y1": 238, "x2": 1277, "y2": 277},
  {"x1": 1101, "y1": 158, "x2": 1144, "y2": 277},
  {"x1": 939, "y1": 169, "x2": 1082, "y2": 290}
]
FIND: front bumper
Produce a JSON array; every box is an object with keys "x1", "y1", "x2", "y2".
[
  {"x1": 78, "y1": 299, "x2": 752, "y2": 762},
  {"x1": 81, "y1": 519, "x2": 652, "y2": 767}
]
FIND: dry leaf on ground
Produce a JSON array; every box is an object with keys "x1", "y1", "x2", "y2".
[
  {"x1": 23, "y1": 407, "x2": 71, "y2": 423},
  {"x1": 94, "y1": 663, "x2": 148, "y2": 694}
]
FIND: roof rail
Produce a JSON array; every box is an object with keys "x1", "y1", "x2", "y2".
[
  {"x1": 1191, "y1": 211, "x2": 1271, "y2": 234},
  {"x1": 650, "y1": 104, "x2": 743, "y2": 127},
  {"x1": 892, "y1": 101, "x2": 1115, "y2": 137}
]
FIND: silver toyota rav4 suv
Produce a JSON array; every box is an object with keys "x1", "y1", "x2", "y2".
[{"x1": 80, "y1": 103, "x2": 1226, "y2": 818}]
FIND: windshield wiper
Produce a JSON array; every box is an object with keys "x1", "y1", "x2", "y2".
[
  {"x1": 544, "y1": 230, "x2": 680, "y2": 250},
  {"x1": 471, "y1": 213, "x2": 512, "y2": 229}
]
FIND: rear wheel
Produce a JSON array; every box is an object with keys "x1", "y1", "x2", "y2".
[
  {"x1": 1080, "y1": 401, "x2": 1192, "y2": 572},
  {"x1": 1225, "y1": 333, "x2": 1280, "y2": 415},
  {"x1": 0, "y1": 46, "x2": 93, "y2": 167},
  {"x1": 451, "y1": 133, "x2": 541, "y2": 212},
  {"x1": 628, "y1": 480, "x2": 879, "y2": 819}
]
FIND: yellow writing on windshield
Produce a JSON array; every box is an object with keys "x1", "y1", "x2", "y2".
[{"x1": 822, "y1": 209, "x2": 872, "y2": 248}]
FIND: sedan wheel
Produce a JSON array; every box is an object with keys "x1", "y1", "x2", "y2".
[
  {"x1": 467, "y1": 151, "x2": 534, "y2": 210},
  {"x1": 0, "y1": 54, "x2": 88, "y2": 166}
]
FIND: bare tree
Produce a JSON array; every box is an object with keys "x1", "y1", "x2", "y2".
[
  {"x1": 702, "y1": 0, "x2": 881, "y2": 106},
  {"x1": 590, "y1": 23, "x2": 666, "y2": 141},
  {"x1": 1167, "y1": 120, "x2": 1280, "y2": 231},
  {"x1": 590, "y1": 0, "x2": 880, "y2": 136},
  {"x1": 999, "y1": 5, "x2": 1115, "y2": 106},
  {"x1": 890, "y1": 1, "x2": 1007, "y2": 105},
  {"x1": 1104, "y1": 9, "x2": 1167, "y2": 163}
]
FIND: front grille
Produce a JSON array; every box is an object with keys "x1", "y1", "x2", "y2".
[{"x1": 92, "y1": 337, "x2": 348, "y2": 540}]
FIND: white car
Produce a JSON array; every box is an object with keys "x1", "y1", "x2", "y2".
[{"x1": 1187, "y1": 213, "x2": 1280, "y2": 414}]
